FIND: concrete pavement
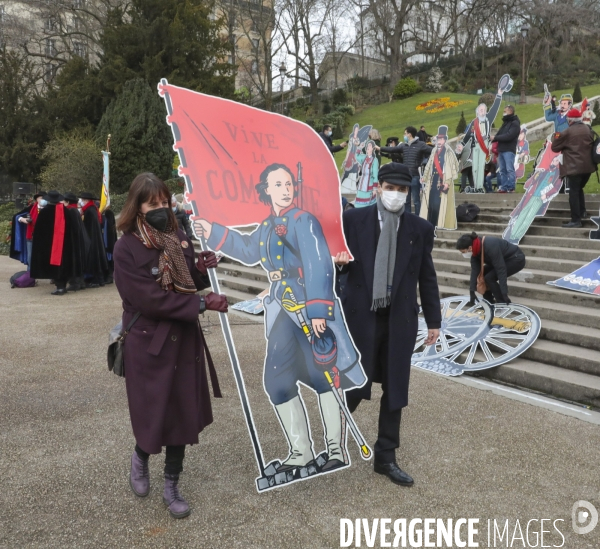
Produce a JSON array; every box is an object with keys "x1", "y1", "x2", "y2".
[{"x1": 0, "y1": 255, "x2": 598, "y2": 548}]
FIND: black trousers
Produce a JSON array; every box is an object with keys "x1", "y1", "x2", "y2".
[
  {"x1": 460, "y1": 168, "x2": 474, "y2": 191},
  {"x1": 346, "y1": 313, "x2": 402, "y2": 465},
  {"x1": 483, "y1": 252, "x2": 526, "y2": 303},
  {"x1": 135, "y1": 444, "x2": 186, "y2": 476},
  {"x1": 566, "y1": 173, "x2": 590, "y2": 222}
]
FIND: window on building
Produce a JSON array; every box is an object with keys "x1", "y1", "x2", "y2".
[
  {"x1": 45, "y1": 38, "x2": 56, "y2": 57},
  {"x1": 73, "y1": 41, "x2": 86, "y2": 57},
  {"x1": 73, "y1": 0, "x2": 84, "y2": 9},
  {"x1": 251, "y1": 60, "x2": 258, "y2": 74},
  {"x1": 44, "y1": 17, "x2": 56, "y2": 31},
  {"x1": 252, "y1": 38, "x2": 259, "y2": 50},
  {"x1": 44, "y1": 63, "x2": 57, "y2": 82},
  {"x1": 0, "y1": 5, "x2": 5, "y2": 23},
  {"x1": 73, "y1": 17, "x2": 83, "y2": 31}
]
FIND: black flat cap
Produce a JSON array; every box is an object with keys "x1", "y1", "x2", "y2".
[{"x1": 378, "y1": 162, "x2": 412, "y2": 186}]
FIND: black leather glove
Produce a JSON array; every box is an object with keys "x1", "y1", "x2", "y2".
[
  {"x1": 467, "y1": 291, "x2": 477, "y2": 307},
  {"x1": 204, "y1": 292, "x2": 228, "y2": 313}
]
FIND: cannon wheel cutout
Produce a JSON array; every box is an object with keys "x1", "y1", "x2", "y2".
[{"x1": 412, "y1": 296, "x2": 541, "y2": 376}]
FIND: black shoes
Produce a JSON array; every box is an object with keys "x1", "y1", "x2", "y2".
[
  {"x1": 51, "y1": 288, "x2": 67, "y2": 296},
  {"x1": 562, "y1": 221, "x2": 582, "y2": 228},
  {"x1": 374, "y1": 462, "x2": 414, "y2": 486},
  {"x1": 85, "y1": 282, "x2": 99, "y2": 288}
]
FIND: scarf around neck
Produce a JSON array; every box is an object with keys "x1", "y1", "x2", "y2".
[
  {"x1": 372, "y1": 195, "x2": 405, "y2": 310},
  {"x1": 472, "y1": 237, "x2": 482, "y2": 257},
  {"x1": 136, "y1": 215, "x2": 197, "y2": 294},
  {"x1": 81, "y1": 200, "x2": 102, "y2": 224}
]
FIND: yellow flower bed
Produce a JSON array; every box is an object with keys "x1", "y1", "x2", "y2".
[{"x1": 416, "y1": 97, "x2": 472, "y2": 114}]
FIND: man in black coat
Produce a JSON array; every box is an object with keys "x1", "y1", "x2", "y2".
[
  {"x1": 377, "y1": 126, "x2": 433, "y2": 215},
  {"x1": 492, "y1": 105, "x2": 521, "y2": 193},
  {"x1": 335, "y1": 162, "x2": 441, "y2": 486},
  {"x1": 318, "y1": 124, "x2": 347, "y2": 155},
  {"x1": 30, "y1": 191, "x2": 83, "y2": 295},
  {"x1": 78, "y1": 191, "x2": 109, "y2": 288},
  {"x1": 62, "y1": 192, "x2": 90, "y2": 292}
]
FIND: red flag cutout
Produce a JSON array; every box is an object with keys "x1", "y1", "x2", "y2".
[{"x1": 158, "y1": 81, "x2": 350, "y2": 257}]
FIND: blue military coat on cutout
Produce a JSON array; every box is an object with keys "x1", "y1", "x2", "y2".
[{"x1": 207, "y1": 203, "x2": 365, "y2": 387}]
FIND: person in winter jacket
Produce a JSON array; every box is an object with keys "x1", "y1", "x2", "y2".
[
  {"x1": 492, "y1": 106, "x2": 521, "y2": 193},
  {"x1": 456, "y1": 232, "x2": 526, "y2": 305},
  {"x1": 171, "y1": 195, "x2": 194, "y2": 239},
  {"x1": 551, "y1": 104, "x2": 595, "y2": 228}
]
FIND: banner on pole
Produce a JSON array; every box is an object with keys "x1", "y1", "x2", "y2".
[
  {"x1": 100, "y1": 150, "x2": 110, "y2": 213},
  {"x1": 158, "y1": 80, "x2": 370, "y2": 492}
]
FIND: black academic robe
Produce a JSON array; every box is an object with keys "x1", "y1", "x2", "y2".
[
  {"x1": 103, "y1": 209, "x2": 118, "y2": 254},
  {"x1": 66, "y1": 206, "x2": 90, "y2": 278},
  {"x1": 30, "y1": 203, "x2": 83, "y2": 280},
  {"x1": 82, "y1": 204, "x2": 109, "y2": 279},
  {"x1": 340, "y1": 206, "x2": 441, "y2": 410},
  {"x1": 10, "y1": 206, "x2": 31, "y2": 262}
]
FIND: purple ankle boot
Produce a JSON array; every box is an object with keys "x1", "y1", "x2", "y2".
[
  {"x1": 163, "y1": 475, "x2": 191, "y2": 519},
  {"x1": 129, "y1": 452, "x2": 150, "y2": 497}
]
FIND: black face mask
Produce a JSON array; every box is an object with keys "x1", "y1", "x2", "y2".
[{"x1": 145, "y1": 208, "x2": 170, "y2": 232}]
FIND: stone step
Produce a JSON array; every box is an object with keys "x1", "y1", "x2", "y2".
[
  {"x1": 437, "y1": 285, "x2": 600, "y2": 330},
  {"x1": 434, "y1": 271, "x2": 600, "y2": 309},
  {"x1": 434, "y1": 237, "x2": 600, "y2": 260},
  {"x1": 475, "y1": 213, "x2": 597, "y2": 228},
  {"x1": 217, "y1": 262, "x2": 269, "y2": 283},
  {"x1": 432, "y1": 248, "x2": 582, "y2": 274},
  {"x1": 452, "y1": 221, "x2": 592, "y2": 238},
  {"x1": 436, "y1": 231, "x2": 600, "y2": 251},
  {"x1": 455, "y1": 193, "x2": 600, "y2": 207},
  {"x1": 523, "y1": 340, "x2": 600, "y2": 377},
  {"x1": 541, "y1": 319, "x2": 600, "y2": 352},
  {"x1": 433, "y1": 258, "x2": 562, "y2": 285},
  {"x1": 480, "y1": 205, "x2": 600, "y2": 218},
  {"x1": 218, "y1": 273, "x2": 268, "y2": 296},
  {"x1": 469, "y1": 358, "x2": 600, "y2": 409},
  {"x1": 211, "y1": 286, "x2": 260, "y2": 306}
]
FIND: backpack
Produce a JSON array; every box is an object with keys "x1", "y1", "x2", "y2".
[
  {"x1": 10, "y1": 270, "x2": 36, "y2": 288},
  {"x1": 456, "y1": 202, "x2": 480, "y2": 223}
]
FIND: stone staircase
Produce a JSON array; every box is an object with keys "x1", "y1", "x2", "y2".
[{"x1": 199, "y1": 193, "x2": 600, "y2": 408}]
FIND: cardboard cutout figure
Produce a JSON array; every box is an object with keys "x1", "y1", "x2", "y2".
[
  {"x1": 340, "y1": 124, "x2": 372, "y2": 192},
  {"x1": 354, "y1": 139, "x2": 379, "y2": 207},
  {"x1": 590, "y1": 207, "x2": 600, "y2": 240},
  {"x1": 456, "y1": 75, "x2": 513, "y2": 191},
  {"x1": 548, "y1": 258, "x2": 600, "y2": 296},
  {"x1": 514, "y1": 126, "x2": 530, "y2": 179},
  {"x1": 543, "y1": 85, "x2": 573, "y2": 133},
  {"x1": 503, "y1": 138, "x2": 563, "y2": 245},
  {"x1": 158, "y1": 81, "x2": 371, "y2": 492},
  {"x1": 419, "y1": 125, "x2": 458, "y2": 229}
]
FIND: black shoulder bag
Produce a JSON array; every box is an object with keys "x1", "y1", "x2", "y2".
[{"x1": 107, "y1": 312, "x2": 141, "y2": 377}]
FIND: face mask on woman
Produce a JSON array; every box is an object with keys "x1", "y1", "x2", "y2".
[
  {"x1": 145, "y1": 208, "x2": 170, "y2": 232},
  {"x1": 39, "y1": 199, "x2": 48, "y2": 207},
  {"x1": 172, "y1": 206, "x2": 178, "y2": 213},
  {"x1": 461, "y1": 251, "x2": 473, "y2": 259},
  {"x1": 381, "y1": 190, "x2": 407, "y2": 212}
]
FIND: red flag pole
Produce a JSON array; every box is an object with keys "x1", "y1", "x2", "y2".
[{"x1": 159, "y1": 80, "x2": 268, "y2": 484}]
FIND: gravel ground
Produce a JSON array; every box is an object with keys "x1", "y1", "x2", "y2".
[{"x1": 0, "y1": 255, "x2": 598, "y2": 549}]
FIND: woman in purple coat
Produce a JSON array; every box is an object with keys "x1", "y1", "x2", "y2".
[{"x1": 113, "y1": 173, "x2": 228, "y2": 519}]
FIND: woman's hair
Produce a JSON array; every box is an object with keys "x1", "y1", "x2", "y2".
[
  {"x1": 255, "y1": 163, "x2": 297, "y2": 206},
  {"x1": 117, "y1": 173, "x2": 178, "y2": 233},
  {"x1": 369, "y1": 129, "x2": 381, "y2": 141},
  {"x1": 456, "y1": 231, "x2": 478, "y2": 250}
]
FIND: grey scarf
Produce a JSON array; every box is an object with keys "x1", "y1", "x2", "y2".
[{"x1": 372, "y1": 194, "x2": 404, "y2": 310}]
